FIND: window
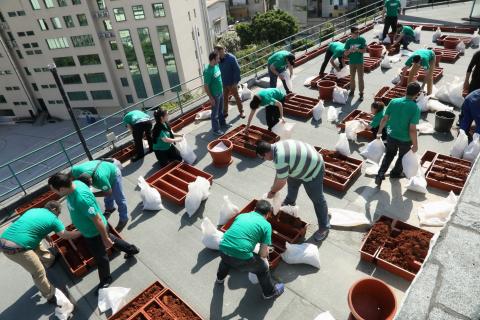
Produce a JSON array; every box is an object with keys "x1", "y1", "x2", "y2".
[
  {"x1": 84, "y1": 72, "x2": 107, "y2": 83},
  {"x1": 46, "y1": 37, "x2": 69, "y2": 49},
  {"x1": 26, "y1": 31, "x2": 35, "y2": 36},
  {"x1": 30, "y1": 0, "x2": 41, "y2": 10},
  {"x1": 32, "y1": 83, "x2": 38, "y2": 91},
  {"x1": 113, "y1": 8, "x2": 126, "y2": 22},
  {"x1": 16, "y1": 50, "x2": 23, "y2": 59},
  {"x1": 23, "y1": 43, "x2": 31, "y2": 49},
  {"x1": 71, "y1": 35, "x2": 94, "y2": 47},
  {"x1": 49, "y1": 84, "x2": 56, "y2": 88},
  {"x1": 38, "y1": 19, "x2": 49, "y2": 31},
  {"x1": 138, "y1": 27, "x2": 163, "y2": 94},
  {"x1": 33, "y1": 68, "x2": 41, "y2": 72},
  {"x1": 26, "y1": 50, "x2": 34, "y2": 55},
  {"x1": 6, "y1": 87, "x2": 12, "y2": 91},
  {"x1": 56, "y1": 100, "x2": 63, "y2": 104},
  {"x1": 188, "y1": 12, "x2": 190, "y2": 21},
  {"x1": 157, "y1": 26, "x2": 180, "y2": 90},
  {"x1": 78, "y1": 54, "x2": 100, "y2": 65},
  {"x1": 32, "y1": 42, "x2": 39, "y2": 48},
  {"x1": 18, "y1": 32, "x2": 26, "y2": 37},
  {"x1": 51, "y1": 17, "x2": 62, "y2": 29},
  {"x1": 119, "y1": 29, "x2": 147, "y2": 98},
  {"x1": 44, "y1": 0, "x2": 54, "y2": 8},
  {"x1": 0, "y1": 96, "x2": 7, "y2": 103},
  {"x1": 152, "y1": 3, "x2": 165, "y2": 17},
  {"x1": 115, "y1": 59, "x2": 123, "y2": 69},
  {"x1": 0, "y1": 12, "x2": 5, "y2": 22},
  {"x1": 53, "y1": 56, "x2": 75, "y2": 67},
  {"x1": 17, "y1": 11, "x2": 26, "y2": 16},
  {"x1": 5, "y1": 70, "x2": 12, "y2": 75},
  {"x1": 120, "y1": 77, "x2": 128, "y2": 87},
  {"x1": 41, "y1": 67, "x2": 49, "y2": 72},
  {"x1": 132, "y1": 5, "x2": 144, "y2": 20},
  {"x1": 96, "y1": 0, "x2": 105, "y2": 10},
  {"x1": 57, "y1": 0, "x2": 67, "y2": 6},
  {"x1": 77, "y1": 14, "x2": 88, "y2": 26},
  {"x1": 41, "y1": 85, "x2": 49, "y2": 89},
  {"x1": 72, "y1": 0, "x2": 80, "y2": 4},
  {"x1": 48, "y1": 100, "x2": 56, "y2": 104},
  {"x1": 91, "y1": 90, "x2": 112, "y2": 100},
  {"x1": 34, "y1": 49, "x2": 42, "y2": 54},
  {"x1": 67, "y1": 91, "x2": 88, "y2": 101},
  {"x1": 126, "y1": 95, "x2": 133, "y2": 103},
  {"x1": 24, "y1": 67, "x2": 31, "y2": 75},
  {"x1": 61, "y1": 74, "x2": 82, "y2": 84},
  {"x1": 13, "y1": 86, "x2": 20, "y2": 90},
  {"x1": 109, "y1": 40, "x2": 118, "y2": 50},
  {"x1": 103, "y1": 20, "x2": 112, "y2": 31},
  {"x1": 8, "y1": 12, "x2": 17, "y2": 17},
  {"x1": 193, "y1": 9, "x2": 196, "y2": 17},
  {"x1": 14, "y1": 102, "x2": 20, "y2": 106},
  {"x1": 63, "y1": 16, "x2": 74, "y2": 28}
]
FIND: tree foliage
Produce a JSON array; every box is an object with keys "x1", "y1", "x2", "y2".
[{"x1": 217, "y1": 31, "x2": 241, "y2": 53}]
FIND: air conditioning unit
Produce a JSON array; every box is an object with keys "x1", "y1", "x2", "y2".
[
  {"x1": 98, "y1": 32, "x2": 106, "y2": 39},
  {"x1": 107, "y1": 32, "x2": 115, "y2": 38}
]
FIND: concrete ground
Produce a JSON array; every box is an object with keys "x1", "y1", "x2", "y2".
[{"x1": 0, "y1": 3, "x2": 478, "y2": 319}]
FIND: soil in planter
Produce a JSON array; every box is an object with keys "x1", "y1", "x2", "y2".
[
  {"x1": 363, "y1": 221, "x2": 391, "y2": 255},
  {"x1": 145, "y1": 303, "x2": 174, "y2": 320},
  {"x1": 116, "y1": 284, "x2": 164, "y2": 319},
  {"x1": 429, "y1": 171, "x2": 465, "y2": 186},
  {"x1": 324, "y1": 157, "x2": 356, "y2": 171},
  {"x1": 58, "y1": 244, "x2": 83, "y2": 270},
  {"x1": 161, "y1": 292, "x2": 199, "y2": 319},
  {"x1": 130, "y1": 314, "x2": 148, "y2": 320},
  {"x1": 432, "y1": 166, "x2": 468, "y2": 180}
]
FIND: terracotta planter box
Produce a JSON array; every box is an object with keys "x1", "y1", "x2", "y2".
[
  {"x1": 144, "y1": 299, "x2": 175, "y2": 319},
  {"x1": 424, "y1": 152, "x2": 471, "y2": 194},
  {"x1": 219, "y1": 124, "x2": 279, "y2": 158},
  {"x1": 15, "y1": 190, "x2": 60, "y2": 216},
  {"x1": 344, "y1": 56, "x2": 381, "y2": 73},
  {"x1": 112, "y1": 143, "x2": 136, "y2": 163},
  {"x1": 337, "y1": 110, "x2": 375, "y2": 140},
  {"x1": 157, "y1": 289, "x2": 203, "y2": 319},
  {"x1": 283, "y1": 94, "x2": 319, "y2": 119},
  {"x1": 359, "y1": 216, "x2": 393, "y2": 263},
  {"x1": 369, "y1": 41, "x2": 400, "y2": 56},
  {"x1": 271, "y1": 211, "x2": 307, "y2": 240},
  {"x1": 317, "y1": 74, "x2": 351, "y2": 90},
  {"x1": 374, "y1": 86, "x2": 390, "y2": 103},
  {"x1": 170, "y1": 119, "x2": 184, "y2": 132},
  {"x1": 207, "y1": 139, "x2": 233, "y2": 167},
  {"x1": 432, "y1": 48, "x2": 460, "y2": 63},
  {"x1": 321, "y1": 149, "x2": 363, "y2": 178},
  {"x1": 382, "y1": 86, "x2": 407, "y2": 105},
  {"x1": 416, "y1": 67, "x2": 444, "y2": 82}
]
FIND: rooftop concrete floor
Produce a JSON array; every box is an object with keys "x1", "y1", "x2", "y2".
[{"x1": 0, "y1": 3, "x2": 478, "y2": 319}]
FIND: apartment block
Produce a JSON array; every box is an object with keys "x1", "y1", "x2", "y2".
[
  {"x1": 207, "y1": 0, "x2": 228, "y2": 41},
  {"x1": 0, "y1": 0, "x2": 211, "y2": 120},
  {"x1": 227, "y1": 0, "x2": 267, "y2": 20}
]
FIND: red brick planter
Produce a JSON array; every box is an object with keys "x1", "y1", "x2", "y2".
[
  {"x1": 111, "y1": 143, "x2": 136, "y2": 163},
  {"x1": 207, "y1": 139, "x2": 233, "y2": 167},
  {"x1": 369, "y1": 41, "x2": 399, "y2": 56},
  {"x1": 337, "y1": 110, "x2": 375, "y2": 140},
  {"x1": 348, "y1": 277, "x2": 397, "y2": 320},
  {"x1": 432, "y1": 48, "x2": 460, "y2": 63},
  {"x1": 283, "y1": 93, "x2": 320, "y2": 118},
  {"x1": 14, "y1": 190, "x2": 60, "y2": 216},
  {"x1": 344, "y1": 56, "x2": 381, "y2": 73},
  {"x1": 219, "y1": 124, "x2": 279, "y2": 158},
  {"x1": 437, "y1": 35, "x2": 472, "y2": 47},
  {"x1": 443, "y1": 36, "x2": 460, "y2": 49},
  {"x1": 374, "y1": 86, "x2": 390, "y2": 103}
]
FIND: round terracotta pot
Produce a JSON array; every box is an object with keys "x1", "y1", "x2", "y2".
[
  {"x1": 368, "y1": 45, "x2": 384, "y2": 58},
  {"x1": 207, "y1": 139, "x2": 233, "y2": 167},
  {"x1": 318, "y1": 80, "x2": 336, "y2": 100},
  {"x1": 400, "y1": 72, "x2": 418, "y2": 87},
  {"x1": 348, "y1": 277, "x2": 397, "y2": 320},
  {"x1": 444, "y1": 37, "x2": 460, "y2": 49},
  {"x1": 434, "y1": 51, "x2": 442, "y2": 67}
]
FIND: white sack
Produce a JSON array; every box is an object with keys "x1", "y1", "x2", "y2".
[
  {"x1": 138, "y1": 176, "x2": 164, "y2": 211},
  {"x1": 333, "y1": 86, "x2": 349, "y2": 105},
  {"x1": 360, "y1": 139, "x2": 385, "y2": 164},
  {"x1": 281, "y1": 242, "x2": 320, "y2": 269},
  {"x1": 402, "y1": 150, "x2": 419, "y2": 179},
  {"x1": 389, "y1": 54, "x2": 401, "y2": 63},
  {"x1": 416, "y1": 92, "x2": 430, "y2": 112},
  {"x1": 335, "y1": 133, "x2": 351, "y2": 156},
  {"x1": 463, "y1": 133, "x2": 480, "y2": 162},
  {"x1": 448, "y1": 77, "x2": 465, "y2": 108},
  {"x1": 185, "y1": 182, "x2": 203, "y2": 217},
  {"x1": 334, "y1": 66, "x2": 350, "y2": 79},
  {"x1": 435, "y1": 84, "x2": 450, "y2": 104},
  {"x1": 392, "y1": 68, "x2": 402, "y2": 84},
  {"x1": 312, "y1": 100, "x2": 325, "y2": 121},
  {"x1": 314, "y1": 311, "x2": 336, "y2": 320},
  {"x1": 218, "y1": 195, "x2": 239, "y2": 225},
  {"x1": 176, "y1": 136, "x2": 196, "y2": 164},
  {"x1": 195, "y1": 110, "x2": 211, "y2": 120},
  {"x1": 432, "y1": 27, "x2": 442, "y2": 42},
  {"x1": 418, "y1": 191, "x2": 457, "y2": 226},
  {"x1": 241, "y1": 85, "x2": 252, "y2": 101},
  {"x1": 201, "y1": 217, "x2": 223, "y2": 250},
  {"x1": 304, "y1": 76, "x2": 316, "y2": 87},
  {"x1": 211, "y1": 141, "x2": 229, "y2": 153},
  {"x1": 98, "y1": 287, "x2": 131, "y2": 315},
  {"x1": 456, "y1": 41, "x2": 465, "y2": 54},
  {"x1": 195, "y1": 176, "x2": 210, "y2": 200},
  {"x1": 279, "y1": 205, "x2": 299, "y2": 217},
  {"x1": 406, "y1": 169, "x2": 428, "y2": 194},
  {"x1": 365, "y1": 162, "x2": 380, "y2": 176},
  {"x1": 329, "y1": 208, "x2": 370, "y2": 227},
  {"x1": 54, "y1": 288, "x2": 74, "y2": 320},
  {"x1": 272, "y1": 122, "x2": 295, "y2": 140},
  {"x1": 450, "y1": 129, "x2": 468, "y2": 158},
  {"x1": 381, "y1": 55, "x2": 392, "y2": 69},
  {"x1": 414, "y1": 26, "x2": 422, "y2": 42},
  {"x1": 472, "y1": 30, "x2": 480, "y2": 47},
  {"x1": 279, "y1": 71, "x2": 293, "y2": 92},
  {"x1": 345, "y1": 120, "x2": 367, "y2": 141},
  {"x1": 327, "y1": 106, "x2": 339, "y2": 122},
  {"x1": 427, "y1": 99, "x2": 453, "y2": 113},
  {"x1": 262, "y1": 192, "x2": 281, "y2": 214},
  {"x1": 417, "y1": 122, "x2": 435, "y2": 134}
]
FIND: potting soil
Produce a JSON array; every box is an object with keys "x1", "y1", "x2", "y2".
[{"x1": 362, "y1": 221, "x2": 391, "y2": 255}]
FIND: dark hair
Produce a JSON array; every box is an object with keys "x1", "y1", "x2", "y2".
[
  {"x1": 287, "y1": 54, "x2": 295, "y2": 66},
  {"x1": 255, "y1": 140, "x2": 272, "y2": 157},
  {"x1": 412, "y1": 55, "x2": 421, "y2": 63},
  {"x1": 48, "y1": 173, "x2": 73, "y2": 190},
  {"x1": 406, "y1": 82, "x2": 421, "y2": 96},
  {"x1": 152, "y1": 107, "x2": 168, "y2": 144},
  {"x1": 350, "y1": 26, "x2": 359, "y2": 33},
  {"x1": 255, "y1": 199, "x2": 273, "y2": 216},
  {"x1": 44, "y1": 201, "x2": 61, "y2": 215},
  {"x1": 250, "y1": 95, "x2": 261, "y2": 110},
  {"x1": 371, "y1": 101, "x2": 385, "y2": 112},
  {"x1": 208, "y1": 51, "x2": 218, "y2": 61},
  {"x1": 397, "y1": 24, "x2": 403, "y2": 31},
  {"x1": 77, "y1": 173, "x2": 92, "y2": 186}
]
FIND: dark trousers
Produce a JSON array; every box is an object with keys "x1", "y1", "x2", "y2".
[
  {"x1": 217, "y1": 252, "x2": 275, "y2": 296},
  {"x1": 84, "y1": 230, "x2": 137, "y2": 285},
  {"x1": 319, "y1": 49, "x2": 344, "y2": 75},
  {"x1": 154, "y1": 146, "x2": 182, "y2": 167},
  {"x1": 401, "y1": 34, "x2": 415, "y2": 49},
  {"x1": 265, "y1": 105, "x2": 280, "y2": 131},
  {"x1": 377, "y1": 136, "x2": 412, "y2": 177},
  {"x1": 132, "y1": 121, "x2": 153, "y2": 158},
  {"x1": 268, "y1": 66, "x2": 291, "y2": 94},
  {"x1": 382, "y1": 16, "x2": 398, "y2": 40},
  {"x1": 371, "y1": 126, "x2": 388, "y2": 141}
]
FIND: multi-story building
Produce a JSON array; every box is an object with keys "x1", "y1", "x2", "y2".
[
  {"x1": 0, "y1": 0, "x2": 211, "y2": 120},
  {"x1": 207, "y1": 0, "x2": 228, "y2": 42},
  {"x1": 227, "y1": 0, "x2": 267, "y2": 20}
]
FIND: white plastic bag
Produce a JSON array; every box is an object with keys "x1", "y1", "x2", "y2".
[
  {"x1": 406, "y1": 169, "x2": 428, "y2": 194},
  {"x1": 195, "y1": 176, "x2": 210, "y2": 200},
  {"x1": 304, "y1": 75, "x2": 316, "y2": 87},
  {"x1": 402, "y1": 150, "x2": 419, "y2": 179},
  {"x1": 345, "y1": 120, "x2": 367, "y2": 141},
  {"x1": 383, "y1": 36, "x2": 391, "y2": 44},
  {"x1": 176, "y1": 136, "x2": 196, "y2": 164},
  {"x1": 472, "y1": 30, "x2": 480, "y2": 47},
  {"x1": 414, "y1": 26, "x2": 422, "y2": 42},
  {"x1": 450, "y1": 129, "x2": 468, "y2": 158},
  {"x1": 427, "y1": 99, "x2": 453, "y2": 113},
  {"x1": 365, "y1": 162, "x2": 380, "y2": 176},
  {"x1": 185, "y1": 182, "x2": 203, "y2": 217},
  {"x1": 279, "y1": 71, "x2": 293, "y2": 92},
  {"x1": 218, "y1": 195, "x2": 239, "y2": 225},
  {"x1": 418, "y1": 191, "x2": 457, "y2": 226},
  {"x1": 381, "y1": 55, "x2": 392, "y2": 69},
  {"x1": 389, "y1": 54, "x2": 401, "y2": 63},
  {"x1": 360, "y1": 139, "x2": 385, "y2": 164},
  {"x1": 456, "y1": 41, "x2": 465, "y2": 54},
  {"x1": 54, "y1": 288, "x2": 74, "y2": 320},
  {"x1": 335, "y1": 133, "x2": 351, "y2": 156},
  {"x1": 262, "y1": 192, "x2": 281, "y2": 214},
  {"x1": 201, "y1": 217, "x2": 223, "y2": 250},
  {"x1": 195, "y1": 110, "x2": 211, "y2": 120},
  {"x1": 138, "y1": 176, "x2": 164, "y2": 211},
  {"x1": 435, "y1": 84, "x2": 450, "y2": 104},
  {"x1": 329, "y1": 208, "x2": 370, "y2": 226},
  {"x1": 416, "y1": 92, "x2": 429, "y2": 112},
  {"x1": 327, "y1": 106, "x2": 339, "y2": 122},
  {"x1": 417, "y1": 121, "x2": 434, "y2": 134},
  {"x1": 272, "y1": 122, "x2": 295, "y2": 140},
  {"x1": 281, "y1": 242, "x2": 320, "y2": 269},
  {"x1": 279, "y1": 205, "x2": 299, "y2": 217},
  {"x1": 334, "y1": 65, "x2": 350, "y2": 79},
  {"x1": 98, "y1": 287, "x2": 131, "y2": 314},
  {"x1": 448, "y1": 77, "x2": 465, "y2": 108},
  {"x1": 211, "y1": 141, "x2": 229, "y2": 153},
  {"x1": 432, "y1": 27, "x2": 442, "y2": 42},
  {"x1": 391, "y1": 68, "x2": 402, "y2": 85},
  {"x1": 314, "y1": 311, "x2": 336, "y2": 320},
  {"x1": 333, "y1": 86, "x2": 348, "y2": 105},
  {"x1": 312, "y1": 100, "x2": 325, "y2": 121},
  {"x1": 463, "y1": 133, "x2": 480, "y2": 161},
  {"x1": 241, "y1": 85, "x2": 252, "y2": 101}
]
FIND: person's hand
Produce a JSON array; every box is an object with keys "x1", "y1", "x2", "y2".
[
  {"x1": 280, "y1": 117, "x2": 286, "y2": 123},
  {"x1": 463, "y1": 81, "x2": 469, "y2": 91},
  {"x1": 243, "y1": 126, "x2": 250, "y2": 135},
  {"x1": 411, "y1": 144, "x2": 418, "y2": 153},
  {"x1": 267, "y1": 191, "x2": 276, "y2": 199},
  {"x1": 103, "y1": 237, "x2": 114, "y2": 249},
  {"x1": 209, "y1": 97, "x2": 215, "y2": 106},
  {"x1": 376, "y1": 134, "x2": 382, "y2": 140}
]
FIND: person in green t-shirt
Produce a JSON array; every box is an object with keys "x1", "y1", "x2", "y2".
[
  {"x1": 403, "y1": 49, "x2": 435, "y2": 95},
  {"x1": 48, "y1": 173, "x2": 139, "y2": 294},
  {"x1": 393, "y1": 24, "x2": 415, "y2": 51},
  {"x1": 217, "y1": 200, "x2": 284, "y2": 299},
  {"x1": 382, "y1": 0, "x2": 402, "y2": 40},
  {"x1": 267, "y1": 50, "x2": 295, "y2": 94},
  {"x1": 375, "y1": 82, "x2": 421, "y2": 186},
  {"x1": 245, "y1": 88, "x2": 286, "y2": 132},
  {"x1": 345, "y1": 26, "x2": 367, "y2": 100},
  {"x1": 204, "y1": 51, "x2": 228, "y2": 136},
  {"x1": 151, "y1": 107, "x2": 183, "y2": 167},
  {"x1": 123, "y1": 110, "x2": 153, "y2": 162},
  {"x1": 319, "y1": 42, "x2": 345, "y2": 75},
  {"x1": 360, "y1": 101, "x2": 388, "y2": 140},
  {"x1": 0, "y1": 201, "x2": 80, "y2": 304}
]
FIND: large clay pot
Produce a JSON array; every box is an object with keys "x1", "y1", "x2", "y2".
[
  {"x1": 318, "y1": 80, "x2": 336, "y2": 100},
  {"x1": 444, "y1": 37, "x2": 460, "y2": 49},
  {"x1": 348, "y1": 277, "x2": 397, "y2": 320},
  {"x1": 207, "y1": 139, "x2": 233, "y2": 167},
  {"x1": 368, "y1": 45, "x2": 384, "y2": 58}
]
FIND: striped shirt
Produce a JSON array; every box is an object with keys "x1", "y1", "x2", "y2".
[{"x1": 273, "y1": 140, "x2": 323, "y2": 182}]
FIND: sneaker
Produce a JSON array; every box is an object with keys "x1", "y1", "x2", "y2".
[
  {"x1": 104, "y1": 208, "x2": 116, "y2": 220},
  {"x1": 263, "y1": 283, "x2": 285, "y2": 299},
  {"x1": 95, "y1": 277, "x2": 112, "y2": 296},
  {"x1": 115, "y1": 219, "x2": 128, "y2": 233},
  {"x1": 215, "y1": 277, "x2": 226, "y2": 285},
  {"x1": 375, "y1": 175, "x2": 384, "y2": 187},
  {"x1": 124, "y1": 245, "x2": 140, "y2": 259},
  {"x1": 239, "y1": 112, "x2": 246, "y2": 119},
  {"x1": 213, "y1": 130, "x2": 224, "y2": 136},
  {"x1": 359, "y1": 93, "x2": 364, "y2": 101},
  {"x1": 313, "y1": 228, "x2": 329, "y2": 242},
  {"x1": 389, "y1": 172, "x2": 406, "y2": 179}
]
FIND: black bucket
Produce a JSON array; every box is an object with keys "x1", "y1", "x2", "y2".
[{"x1": 434, "y1": 111, "x2": 455, "y2": 133}]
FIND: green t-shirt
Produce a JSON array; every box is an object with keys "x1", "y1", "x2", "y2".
[
  {"x1": 123, "y1": 110, "x2": 150, "y2": 126},
  {"x1": 66, "y1": 180, "x2": 106, "y2": 238},
  {"x1": 153, "y1": 123, "x2": 173, "y2": 151},
  {"x1": 345, "y1": 36, "x2": 367, "y2": 64},
  {"x1": 405, "y1": 49, "x2": 435, "y2": 70},
  {"x1": 203, "y1": 64, "x2": 223, "y2": 97},
  {"x1": 402, "y1": 26, "x2": 415, "y2": 37},
  {"x1": 370, "y1": 109, "x2": 386, "y2": 128},
  {"x1": 385, "y1": 0, "x2": 401, "y2": 17},
  {"x1": 267, "y1": 50, "x2": 290, "y2": 72},
  {"x1": 220, "y1": 211, "x2": 272, "y2": 260},
  {"x1": 385, "y1": 97, "x2": 420, "y2": 142},
  {"x1": 329, "y1": 42, "x2": 345, "y2": 59},
  {"x1": 257, "y1": 88, "x2": 286, "y2": 107},
  {"x1": 71, "y1": 160, "x2": 117, "y2": 192},
  {"x1": 1, "y1": 208, "x2": 64, "y2": 249}
]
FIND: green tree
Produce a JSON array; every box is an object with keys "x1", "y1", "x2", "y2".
[
  {"x1": 235, "y1": 22, "x2": 254, "y2": 47},
  {"x1": 217, "y1": 31, "x2": 241, "y2": 53}
]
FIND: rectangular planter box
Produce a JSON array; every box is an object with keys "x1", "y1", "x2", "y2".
[
  {"x1": 15, "y1": 190, "x2": 60, "y2": 216},
  {"x1": 283, "y1": 94, "x2": 319, "y2": 119},
  {"x1": 156, "y1": 289, "x2": 203, "y2": 319},
  {"x1": 359, "y1": 216, "x2": 393, "y2": 263},
  {"x1": 382, "y1": 86, "x2": 407, "y2": 105},
  {"x1": 376, "y1": 248, "x2": 419, "y2": 281},
  {"x1": 317, "y1": 74, "x2": 351, "y2": 90},
  {"x1": 337, "y1": 110, "x2": 375, "y2": 140},
  {"x1": 320, "y1": 149, "x2": 363, "y2": 191},
  {"x1": 220, "y1": 124, "x2": 279, "y2": 158},
  {"x1": 416, "y1": 66, "x2": 444, "y2": 82},
  {"x1": 433, "y1": 47, "x2": 460, "y2": 63},
  {"x1": 112, "y1": 143, "x2": 136, "y2": 163},
  {"x1": 437, "y1": 34, "x2": 472, "y2": 46},
  {"x1": 344, "y1": 56, "x2": 381, "y2": 73},
  {"x1": 144, "y1": 298, "x2": 176, "y2": 320}
]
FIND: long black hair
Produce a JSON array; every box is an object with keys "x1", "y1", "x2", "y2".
[{"x1": 152, "y1": 107, "x2": 168, "y2": 144}]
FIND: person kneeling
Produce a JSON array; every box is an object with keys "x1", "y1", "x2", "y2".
[{"x1": 151, "y1": 108, "x2": 183, "y2": 167}]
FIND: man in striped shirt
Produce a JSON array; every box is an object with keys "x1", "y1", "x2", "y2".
[{"x1": 256, "y1": 140, "x2": 330, "y2": 241}]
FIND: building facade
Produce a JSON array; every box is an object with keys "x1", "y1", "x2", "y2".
[
  {"x1": 207, "y1": 0, "x2": 228, "y2": 42},
  {"x1": 227, "y1": 0, "x2": 267, "y2": 20},
  {"x1": 0, "y1": 0, "x2": 211, "y2": 120}
]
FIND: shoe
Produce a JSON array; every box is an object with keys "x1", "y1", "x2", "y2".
[
  {"x1": 95, "y1": 276, "x2": 112, "y2": 296},
  {"x1": 263, "y1": 283, "x2": 285, "y2": 299},
  {"x1": 375, "y1": 175, "x2": 384, "y2": 187},
  {"x1": 215, "y1": 277, "x2": 226, "y2": 285},
  {"x1": 389, "y1": 172, "x2": 406, "y2": 179},
  {"x1": 213, "y1": 130, "x2": 224, "y2": 136},
  {"x1": 104, "y1": 208, "x2": 116, "y2": 220},
  {"x1": 222, "y1": 123, "x2": 232, "y2": 129},
  {"x1": 124, "y1": 245, "x2": 140, "y2": 259},
  {"x1": 224, "y1": 113, "x2": 228, "y2": 119},
  {"x1": 115, "y1": 219, "x2": 128, "y2": 233},
  {"x1": 239, "y1": 112, "x2": 246, "y2": 119},
  {"x1": 359, "y1": 93, "x2": 364, "y2": 101},
  {"x1": 313, "y1": 228, "x2": 329, "y2": 242},
  {"x1": 47, "y1": 295, "x2": 57, "y2": 305}
]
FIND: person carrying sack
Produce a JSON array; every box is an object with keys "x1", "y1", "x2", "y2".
[{"x1": 122, "y1": 110, "x2": 153, "y2": 162}]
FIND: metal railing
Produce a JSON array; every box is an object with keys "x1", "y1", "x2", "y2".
[{"x1": 0, "y1": 1, "x2": 388, "y2": 204}]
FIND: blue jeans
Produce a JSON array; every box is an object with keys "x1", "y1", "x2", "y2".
[
  {"x1": 268, "y1": 65, "x2": 291, "y2": 94},
  {"x1": 402, "y1": 34, "x2": 415, "y2": 48},
  {"x1": 211, "y1": 93, "x2": 225, "y2": 132},
  {"x1": 104, "y1": 169, "x2": 128, "y2": 221},
  {"x1": 283, "y1": 164, "x2": 330, "y2": 229}
]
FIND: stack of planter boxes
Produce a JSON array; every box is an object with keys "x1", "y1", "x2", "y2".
[
  {"x1": 219, "y1": 125, "x2": 279, "y2": 158},
  {"x1": 145, "y1": 161, "x2": 213, "y2": 206},
  {"x1": 337, "y1": 110, "x2": 375, "y2": 140},
  {"x1": 283, "y1": 93, "x2": 320, "y2": 118},
  {"x1": 14, "y1": 190, "x2": 60, "y2": 216}
]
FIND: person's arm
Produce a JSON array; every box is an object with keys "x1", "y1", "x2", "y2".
[
  {"x1": 409, "y1": 124, "x2": 418, "y2": 152},
  {"x1": 91, "y1": 214, "x2": 114, "y2": 248},
  {"x1": 58, "y1": 230, "x2": 82, "y2": 240},
  {"x1": 204, "y1": 84, "x2": 215, "y2": 107},
  {"x1": 162, "y1": 136, "x2": 181, "y2": 144},
  {"x1": 330, "y1": 56, "x2": 339, "y2": 71},
  {"x1": 245, "y1": 109, "x2": 256, "y2": 133},
  {"x1": 92, "y1": 190, "x2": 111, "y2": 197},
  {"x1": 258, "y1": 244, "x2": 269, "y2": 259},
  {"x1": 376, "y1": 114, "x2": 390, "y2": 138},
  {"x1": 274, "y1": 100, "x2": 285, "y2": 122},
  {"x1": 268, "y1": 178, "x2": 287, "y2": 198},
  {"x1": 464, "y1": 55, "x2": 477, "y2": 89},
  {"x1": 127, "y1": 124, "x2": 132, "y2": 132},
  {"x1": 288, "y1": 62, "x2": 293, "y2": 77}
]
